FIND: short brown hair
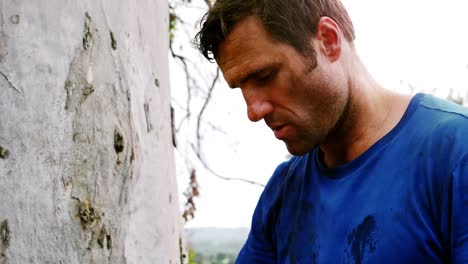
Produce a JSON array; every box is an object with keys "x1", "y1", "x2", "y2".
[{"x1": 194, "y1": 0, "x2": 355, "y2": 62}]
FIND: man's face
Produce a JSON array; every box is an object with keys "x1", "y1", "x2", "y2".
[{"x1": 217, "y1": 16, "x2": 349, "y2": 155}]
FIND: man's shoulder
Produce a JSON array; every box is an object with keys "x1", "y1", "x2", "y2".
[
  {"x1": 264, "y1": 154, "x2": 309, "y2": 187},
  {"x1": 400, "y1": 93, "x2": 468, "y2": 168},
  {"x1": 250, "y1": 154, "x2": 313, "y2": 231},
  {"x1": 257, "y1": 154, "x2": 312, "y2": 203},
  {"x1": 416, "y1": 93, "x2": 468, "y2": 124},
  {"x1": 406, "y1": 93, "x2": 468, "y2": 141}
]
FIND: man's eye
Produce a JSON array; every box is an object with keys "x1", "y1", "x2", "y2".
[{"x1": 257, "y1": 72, "x2": 273, "y2": 83}]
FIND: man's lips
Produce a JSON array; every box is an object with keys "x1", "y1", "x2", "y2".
[{"x1": 273, "y1": 125, "x2": 288, "y2": 139}]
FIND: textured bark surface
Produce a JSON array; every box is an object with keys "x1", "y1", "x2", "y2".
[{"x1": 0, "y1": 1, "x2": 182, "y2": 263}]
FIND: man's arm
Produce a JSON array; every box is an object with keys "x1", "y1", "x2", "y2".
[
  {"x1": 235, "y1": 227, "x2": 277, "y2": 263},
  {"x1": 451, "y1": 154, "x2": 468, "y2": 263},
  {"x1": 235, "y1": 161, "x2": 294, "y2": 264},
  {"x1": 235, "y1": 184, "x2": 278, "y2": 264}
]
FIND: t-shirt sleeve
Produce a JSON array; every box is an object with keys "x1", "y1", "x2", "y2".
[
  {"x1": 235, "y1": 192, "x2": 277, "y2": 264},
  {"x1": 451, "y1": 155, "x2": 468, "y2": 263},
  {"x1": 235, "y1": 161, "x2": 292, "y2": 264},
  {"x1": 235, "y1": 219, "x2": 277, "y2": 263}
]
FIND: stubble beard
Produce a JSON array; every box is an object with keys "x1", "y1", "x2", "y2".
[
  {"x1": 283, "y1": 121, "x2": 329, "y2": 156},
  {"x1": 284, "y1": 53, "x2": 350, "y2": 156}
]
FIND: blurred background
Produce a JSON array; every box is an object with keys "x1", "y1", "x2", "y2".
[{"x1": 168, "y1": 0, "x2": 468, "y2": 262}]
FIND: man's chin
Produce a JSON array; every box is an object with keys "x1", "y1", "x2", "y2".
[{"x1": 284, "y1": 141, "x2": 315, "y2": 156}]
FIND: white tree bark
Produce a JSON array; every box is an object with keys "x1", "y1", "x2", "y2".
[{"x1": 0, "y1": 0, "x2": 183, "y2": 263}]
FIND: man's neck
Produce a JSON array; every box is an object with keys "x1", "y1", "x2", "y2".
[{"x1": 319, "y1": 60, "x2": 412, "y2": 168}]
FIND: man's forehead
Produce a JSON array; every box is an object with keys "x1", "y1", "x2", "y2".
[
  {"x1": 216, "y1": 16, "x2": 273, "y2": 63},
  {"x1": 218, "y1": 49, "x2": 279, "y2": 89},
  {"x1": 214, "y1": 16, "x2": 285, "y2": 87}
]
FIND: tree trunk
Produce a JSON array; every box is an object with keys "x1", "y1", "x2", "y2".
[{"x1": 0, "y1": 1, "x2": 183, "y2": 263}]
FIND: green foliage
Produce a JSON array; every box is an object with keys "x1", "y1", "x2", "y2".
[
  {"x1": 188, "y1": 248, "x2": 198, "y2": 264},
  {"x1": 169, "y1": 12, "x2": 177, "y2": 43},
  {"x1": 188, "y1": 248, "x2": 236, "y2": 264},
  {"x1": 169, "y1": 0, "x2": 193, "y2": 43}
]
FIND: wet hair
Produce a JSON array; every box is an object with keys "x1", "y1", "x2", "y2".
[{"x1": 194, "y1": 0, "x2": 355, "y2": 62}]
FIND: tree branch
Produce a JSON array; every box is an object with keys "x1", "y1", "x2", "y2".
[
  {"x1": 196, "y1": 68, "x2": 219, "y2": 152},
  {"x1": 191, "y1": 144, "x2": 266, "y2": 187},
  {"x1": 203, "y1": 0, "x2": 212, "y2": 8},
  {"x1": 170, "y1": 44, "x2": 193, "y2": 129}
]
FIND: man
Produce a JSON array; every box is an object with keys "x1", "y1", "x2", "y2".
[{"x1": 195, "y1": 0, "x2": 468, "y2": 263}]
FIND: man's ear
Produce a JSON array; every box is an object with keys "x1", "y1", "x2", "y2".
[{"x1": 315, "y1": 17, "x2": 342, "y2": 62}]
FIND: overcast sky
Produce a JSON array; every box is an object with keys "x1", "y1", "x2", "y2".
[{"x1": 170, "y1": 0, "x2": 468, "y2": 228}]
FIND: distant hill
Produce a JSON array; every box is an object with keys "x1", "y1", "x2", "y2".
[{"x1": 185, "y1": 227, "x2": 250, "y2": 256}]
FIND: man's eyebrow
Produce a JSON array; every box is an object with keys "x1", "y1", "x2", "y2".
[{"x1": 231, "y1": 67, "x2": 270, "y2": 88}]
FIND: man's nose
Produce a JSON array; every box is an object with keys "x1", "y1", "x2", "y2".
[{"x1": 243, "y1": 89, "x2": 273, "y2": 122}]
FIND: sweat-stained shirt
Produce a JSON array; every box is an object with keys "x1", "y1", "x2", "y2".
[{"x1": 236, "y1": 93, "x2": 468, "y2": 264}]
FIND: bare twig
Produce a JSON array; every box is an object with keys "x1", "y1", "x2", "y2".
[
  {"x1": 203, "y1": 0, "x2": 212, "y2": 8},
  {"x1": 169, "y1": 47, "x2": 214, "y2": 135},
  {"x1": 170, "y1": 0, "x2": 265, "y2": 188},
  {"x1": 196, "y1": 68, "x2": 219, "y2": 152},
  {"x1": 170, "y1": 44, "x2": 193, "y2": 126},
  {"x1": 191, "y1": 144, "x2": 266, "y2": 187},
  {"x1": 205, "y1": 121, "x2": 227, "y2": 135},
  {"x1": 170, "y1": 42, "x2": 209, "y2": 132}
]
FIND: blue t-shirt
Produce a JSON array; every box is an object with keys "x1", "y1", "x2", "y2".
[{"x1": 236, "y1": 94, "x2": 468, "y2": 264}]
